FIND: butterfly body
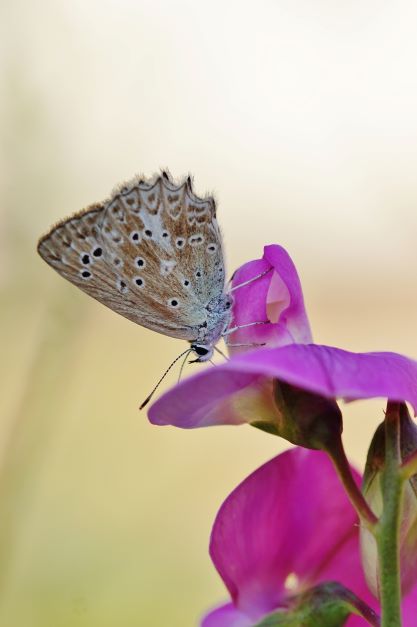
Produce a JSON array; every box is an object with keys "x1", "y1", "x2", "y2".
[
  {"x1": 189, "y1": 293, "x2": 233, "y2": 361},
  {"x1": 38, "y1": 173, "x2": 232, "y2": 361}
]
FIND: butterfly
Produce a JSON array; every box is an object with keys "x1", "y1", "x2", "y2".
[{"x1": 37, "y1": 172, "x2": 235, "y2": 370}]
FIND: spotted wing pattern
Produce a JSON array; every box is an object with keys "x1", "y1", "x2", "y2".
[{"x1": 37, "y1": 174, "x2": 226, "y2": 340}]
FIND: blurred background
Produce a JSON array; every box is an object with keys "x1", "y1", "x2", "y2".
[{"x1": 1, "y1": 0, "x2": 417, "y2": 625}]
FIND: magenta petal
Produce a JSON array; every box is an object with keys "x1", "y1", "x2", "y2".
[
  {"x1": 209, "y1": 448, "x2": 368, "y2": 619},
  {"x1": 201, "y1": 603, "x2": 252, "y2": 627},
  {"x1": 229, "y1": 245, "x2": 312, "y2": 350},
  {"x1": 402, "y1": 582, "x2": 417, "y2": 627},
  {"x1": 148, "y1": 344, "x2": 417, "y2": 427},
  {"x1": 230, "y1": 345, "x2": 417, "y2": 414},
  {"x1": 263, "y1": 245, "x2": 312, "y2": 344},
  {"x1": 149, "y1": 370, "x2": 272, "y2": 428}
]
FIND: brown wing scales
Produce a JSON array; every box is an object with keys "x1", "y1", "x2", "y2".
[{"x1": 37, "y1": 173, "x2": 226, "y2": 341}]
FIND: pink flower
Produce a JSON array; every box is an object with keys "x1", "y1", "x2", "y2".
[
  {"x1": 146, "y1": 244, "x2": 417, "y2": 621},
  {"x1": 148, "y1": 344, "x2": 417, "y2": 429},
  {"x1": 148, "y1": 245, "x2": 417, "y2": 428},
  {"x1": 228, "y1": 244, "x2": 312, "y2": 351},
  {"x1": 201, "y1": 447, "x2": 417, "y2": 627}
]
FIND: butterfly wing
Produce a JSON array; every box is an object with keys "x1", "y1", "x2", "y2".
[{"x1": 37, "y1": 174, "x2": 227, "y2": 341}]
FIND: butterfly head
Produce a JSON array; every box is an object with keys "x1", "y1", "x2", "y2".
[{"x1": 189, "y1": 343, "x2": 214, "y2": 363}]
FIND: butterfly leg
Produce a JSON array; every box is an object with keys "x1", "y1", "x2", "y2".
[
  {"x1": 229, "y1": 267, "x2": 273, "y2": 293},
  {"x1": 222, "y1": 320, "x2": 269, "y2": 338},
  {"x1": 214, "y1": 345, "x2": 229, "y2": 360},
  {"x1": 226, "y1": 342, "x2": 266, "y2": 348}
]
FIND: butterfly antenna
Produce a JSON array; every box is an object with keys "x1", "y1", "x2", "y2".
[
  {"x1": 178, "y1": 348, "x2": 192, "y2": 383},
  {"x1": 140, "y1": 348, "x2": 193, "y2": 410}
]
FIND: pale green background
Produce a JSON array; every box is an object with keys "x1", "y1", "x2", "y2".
[{"x1": 1, "y1": 1, "x2": 417, "y2": 625}]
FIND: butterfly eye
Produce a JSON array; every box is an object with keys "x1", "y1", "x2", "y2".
[
  {"x1": 192, "y1": 345, "x2": 210, "y2": 357},
  {"x1": 134, "y1": 277, "x2": 145, "y2": 288},
  {"x1": 175, "y1": 237, "x2": 185, "y2": 249},
  {"x1": 144, "y1": 229, "x2": 153, "y2": 239},
  {"x1": 81, "y1": 253, "x2": 91, "y2": 265},
  {"x1": 162, "y1": 231, "x2": 169, "y2": 238},
  {"x1": 135, "y1": 257, "x2": 146, "y2": 268},
  {"x1": 183, "y1": 279, "x2": 190, "y2": 288},
  {"x1": 92, "y1": 247, "x2": 102, "y2": 257},
  {"x1": 168, "y1": 298, "x2": 180, "y2": 308},
  {"x1": 207, "y1": 243, "x2": 217, "y2": 254},
  {"x1": 195, "y1": 270, "x2": 202, "y2": 278},
  {"x1": 80, "y1": 270, "x2": 92, "y2": 279},
  {"x1": 130, "y1": 231, "x2": 140, "y2": 243}
]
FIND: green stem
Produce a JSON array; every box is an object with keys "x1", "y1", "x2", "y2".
[
  {"x1": 326, "y1": 436, "x2": 378, "y2": 531},
  {"x1": 377, "y1": 402, "x2": 404, "y2": 627}
]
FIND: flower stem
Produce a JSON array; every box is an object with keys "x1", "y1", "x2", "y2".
[
  {"x1": 326, "y1": 436, "x2": 378, "y2": 532},
  {"x1": 377, "y1": 402, "x2": 404, "y2": 627}
]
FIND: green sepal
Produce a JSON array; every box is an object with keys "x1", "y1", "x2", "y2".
[
  {"x1": 253, "y1": 582, "x2": 380, "y2": 627},
  {"x1": 266, "y1": 380, "x2": 343, "y2": 450},
  {"x1": 251, "y1": 420, "x2": 281, "y2": 436}
]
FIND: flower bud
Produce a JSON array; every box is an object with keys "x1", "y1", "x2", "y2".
[
  {"x1": 360, "y1": 402, "x2": 417, "y2": 597},
  {"x1": 251, "y1": 379, "x2": 343, "y2": 451}
]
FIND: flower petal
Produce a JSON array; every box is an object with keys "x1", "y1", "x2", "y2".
[
  {"x1": 264, "y1": 245, "x2": 312, "y2": 344},
  {"x1": 208, "y1": 448, "x2": 368, "y2": 620},
  {"x1": 402, "y1": 581, "x2": 417, "y2": 627},
  {"x1": 148, "y1": 345, "x2": 417, "y2": 428},
  {"x1": 229, "y1": 245, "x2": 312, "y2": 351},
  {"x1": 201, "y1": 603, "x2": 252, "y2": 627}
]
